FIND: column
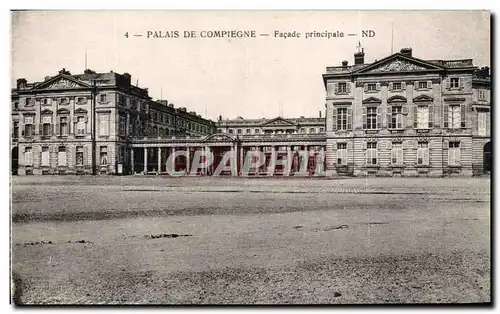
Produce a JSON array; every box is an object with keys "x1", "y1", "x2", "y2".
[
  {"x1": 130, "y1": 148, "x2": 135, "y2": 174},
  {"x1": 287, "y1": 146, "x2": 292, "y2": 175},
  {"x1": 233, "y1": 143, "x2": 238, "y2": 176},
  {"x1": 204, "y1": 146, "x2": 210, "y2": 175},
  {"x1": 143, "y1": 147, "x2": 147, "y2": 173},
  {"x1": 186, "y1": 146, "x2": 191, "y2": 175},
  {"x1": 270, "y1": 146, "x2": 276, "y2": 175},
  {"x1": 157, "y1": 147, "x2": 161, "y2": 174},
  {"x1": 171, "y1": 147, "x2": 176, "y2": 173},
  {"x1": 239, "y1": 146, "x2": 244, "y2": 174}
]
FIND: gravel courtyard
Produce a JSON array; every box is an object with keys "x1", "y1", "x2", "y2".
[{"x1": 11, "y1": 176, "x2": 491, "y2": 304}]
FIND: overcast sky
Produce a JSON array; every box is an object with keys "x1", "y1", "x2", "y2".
[{"x1": 11, "y1": 10, "x2": 490, "y2": 120}]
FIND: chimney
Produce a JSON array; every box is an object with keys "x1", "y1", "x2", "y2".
[
  {"x1": 58, "y1": 68, "x2": 71, "y2": 75},
  {"x1": 218, "y1": 115, "x2": 222, "y2": 122},
  {"x1": 16, "y1": 78, "x2": 27, "y2": 89},
  {"x1": 122, "y1": 72, "x2": 131, "y2": 85},
  {"x1": 341, "y1": 60, "x2": 348, "y2": 69},
  {"x1": 319, "y1": 110, "x2": 322, "y2": 118},
  {"x1": 354, "y1": 48, "x2": 365, "y2": 65},
  {"x1": 400, "y1": 47, "x2": 412, "y2": 57}
]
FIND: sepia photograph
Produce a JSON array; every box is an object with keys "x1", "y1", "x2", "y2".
[{"x1": 10, "y1": 10, "x2": 491, "y2": 305}]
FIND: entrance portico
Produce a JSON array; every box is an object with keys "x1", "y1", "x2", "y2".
[{"x1": 130, "y1": 133, "x2": 326, "y2": 176}]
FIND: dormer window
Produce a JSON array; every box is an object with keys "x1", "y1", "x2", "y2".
[
  {"x1": 367, "y1": 83, "x2": 377, "y2": 92},
  {"x1": 100, "y1": 94, "x2": 107, "y2": 103},
  {"x1": 393, "y1": 82, "x2": 402, "y2": 90},
  {"x1": 450, "y1": 78, "x2": 460, "y2": 89},
  {"x1": 418, "y1": 81, "x2": 428, "y2": 89}
]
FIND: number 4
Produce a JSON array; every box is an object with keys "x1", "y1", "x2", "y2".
[{"x1": 124, "y1": 32, "x2": 129, "y2": 38}]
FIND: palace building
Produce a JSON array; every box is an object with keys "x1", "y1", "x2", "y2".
[
  {"x1": 11, "y1": 46, "x2": 491, "y2": 177},
  {"x1": 323, "y1": 48, "x2": 491, "y2": 177},
  {"x1": 11, "y1": 68, "x2": 216, "y2": 175}
]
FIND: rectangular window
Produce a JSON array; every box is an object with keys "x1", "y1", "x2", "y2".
[
  {"x1": 338, "y1": 82, "x2": 347, "y2": 93},
  {"x1": 119, "y1": 116, "x2": 126, "y2": 136},
  {"x1": 393, "y1": 82, "x2": 402, "y2": 90},
  {"x1": 319, "y1": 127, "x2": 324, "y2": 133},
  {"x1": 417, "y1": 142, "x2": 429, "y2": 165},
  {"x1": 58, "y1": 146, "x2": 67, "y2": 166},
  {"x1": 390, "y1": 106, "x2": 403, "y2": 129},
  {"x1": 300, "y1": 128, "x2": 306, "y2": 134},
  {"x1": 366, "y1": 142, "x2": 377, "y2": 165},
  {"x1": 100, "y1": 94, "x2": 107, "y2": 103},
  {"x1": 100, "y1": 146, "x2": 108, "y2": 165},
  {"x1": 13, "y1": 122, "x2": 19, "y2": 139},
  {"x1": 391, "y1": 143, "x2": 403, "y2": 165},
  {"x1": 24, "y1": 124, "x2": 33, "y2": 138},
  {"x1": 418, "y1": 81, "x2": 428, "y2": 89},
  {"x1": 478, "y1": 90, "x2": 485, "y2": 100},
  {"x1": 417, "y1": 106, "x2": 429, "y2": 129},
  {"x1": 60, "y1": 97, "x2": 69, "y2": 105},
  {"x1": 41, "y1": 146, "x2": 50, "y2": 167},
  {"x1": 42, "y1": 123, "x2": 51, "y2": 137},
  {"x1": 448, "y1": 142, "x2": 461, "y2": 165},
  {"x1": 98, "y1": 114, "x2": 109, "y2": 136},
  {"x1": 26, "y1": 98, "x2": 33, "y2": 106},
  {"x1": 77, "y1": 116, "x2": 86, "y2": 135},
  {"x1": 255, "y1": 129, "x2": 260, "y2": 134},
  {"x1": 77, "y1": 97, "x2": 86, "y2": 104},
  {"x1": 246, "y1": 129, "x2": 251, "y2": 134},
  {"x1": 366, "y1": 107, "x2": 377, "y2": 129},
  {"x1": 237, "y1": 129, "x2": 242, "y2": 135},
  {"x1": 76, "y1": 146, "x2": 84, "y2": 166},
  {"x1": 337, "y1": 108, "x2": 347, "y2": 130},
  {"x1": 228, "y1": 129, "x2": 234, "y2": 134},
  {"x1": 24, "y1": 147, "x2": 33, "y2": 166},
  {"x1": 449, "y1": 105, "x2": 461, "y2": 129},
  {"x1": 337, "y1": 143, "x2": 347, "y2": 165},
  {"x1": 450, "y1": 78, "x2": 460, "y2": 88},
  {"x1": 309, "y1": 128, "x2": 315, "y2": 133},
  {"x1": 59, "y1": 117, "x2": 68, "y2": 136},
  {"x1": 478, "y1": 112, "x2": 488, "y2": 136},
  {"x1": 367, "y1": 83, "x2": 377, "y2": 92}
]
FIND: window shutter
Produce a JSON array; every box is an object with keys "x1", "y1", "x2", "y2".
[
  {"x1": 414, "y1": 81, "x2": 418, "y2": 90},
  {"x1": 402, "y1": 105, "x2": 409, "y2": 115},
  {"x1": 413, "y1": 105, "x2": 418, "y2": 128},
  {"x1": 443, "y1": 104, "x2": 449, "y2": 128},
  {"x1": 427, "y1": 80, "x2": 432, "y2": 89},
  {"x1": 363, "y1": 84, "x2": 368, "y2": 92},
  {"x1": 346, "y1": 82, "x2": 351, "y2": 94},
  {"x1": 84, "y1": 116, "x2": 88, "y2": 123},
  {"x1": 388, "y1": 82, "x2": 393, "y2": 91},
  {"x1": 363, "y1": 141, "x2": 367, "y2": 150},
  {"x1": 347, "y1": 108, "x2": 352, "y2": 130},
  {"x1": 376, "y1": 106, "x2": 382, "y2": 129},
  {"x1": 386, "y1": 105, "x2": 392, "y2": 129},
  {"x1": 428, "y1": 105, "x2": 434, "y2": 128},
  {"x1": 387, "y1": 141, "x2": 393, "y2": 150},
  {"x1": 460, "y1": 104, "x2": 466, "y2": 128},
  {"x1": 332, "y1": 107, "x2": 337, "y2": 130},
  {"x1": 376, "y1": 82, "x2": 381, "y2": 91},
  {"x1": 56, "y1": 122, "x2": 60, "y2": 135},
  {"x1": 38, "y1": 123, "x2": 42, "y2": 136},
  {"x1": 362, "y1": 107, "x2": 367, "y2": 129},
  {"x1": 423, "y1": 147, "x2": 429, "y2": 165},
  {"x1": 347, "y1": 141, "x2": 353, "y2": 150},
  {"x1": 446, "y1": 78, "x2": 451, "y2": 89},
  {"x1": 459, "y1": 77, "x2": 464, "y2": 89},
  {"x1": 334, "y1": 83, "x2": 338, "y2": 94},
  {"x1": 401, "y1": 82, "x2": 406, "y2": 90}
]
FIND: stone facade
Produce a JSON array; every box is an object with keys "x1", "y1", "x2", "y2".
[{"x1": 323, "y1": 48, "x2": 491, "y2": 177}]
